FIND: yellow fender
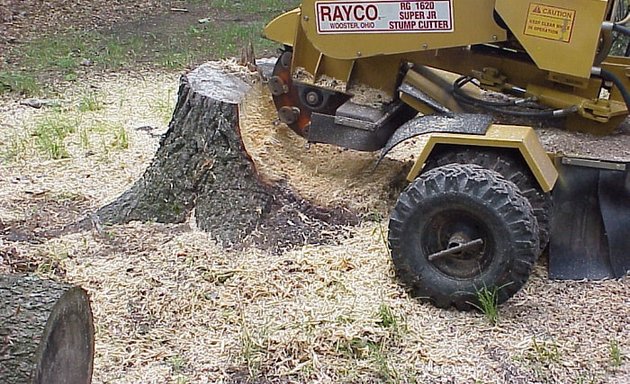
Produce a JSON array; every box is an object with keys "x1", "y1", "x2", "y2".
[
  {"x1": 263, "y1": 8, "x2": 301, "y2": 47},
  {"x1": 406, "y1": 125, "x2": 558, "y2": 193}
]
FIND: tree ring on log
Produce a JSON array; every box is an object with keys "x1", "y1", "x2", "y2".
[{"x1": 32, "y1": 287, "x2": 95, "y2": 384}]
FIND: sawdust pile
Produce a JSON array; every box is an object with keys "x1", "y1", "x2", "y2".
[
  {"x1": 239, "y1": 84, "x2": 408, "y2": 215},
  {"x1": 293, "y1": 66, "x2": 393, "y2": 107},
  {"x1": 0, "y1": 69, "x2": 629, "y2": 383}
]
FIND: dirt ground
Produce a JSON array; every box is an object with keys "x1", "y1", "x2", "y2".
[{"x1": 1, "y1": 3, "x2": 629, "y2": 383}]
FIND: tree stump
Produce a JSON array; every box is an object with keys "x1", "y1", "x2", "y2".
[
  {"x1": 93, "y1": 61, "x2": 356, "y2": 250},
  {"x1": 0, "y1": 275, "x2": 95, "y2": 384}
]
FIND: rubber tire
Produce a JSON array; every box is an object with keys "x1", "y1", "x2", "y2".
[
  {"x1": 388, "y1": 164, "x2": 539, "y2": 310},
  {"x1": 423, "y1": 146, "x2": 552, "y2": 254}
]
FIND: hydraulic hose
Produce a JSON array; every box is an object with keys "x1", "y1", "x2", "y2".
[
  {"x1": 612, "y1": 22, "x2": 630, "y2": 36},
  {"x1": 593, "y1": 67, "x2": 630, "y2": 111},
  {"x1": 452, "y1": 76, "x2": 576, "y2": 118}
]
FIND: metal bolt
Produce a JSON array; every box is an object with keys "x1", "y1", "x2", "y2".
[
  {"x1": 421, "y1": 43, "x2": 428, "y2": 49},
  {"x1": 492, "y1": 35, "x2": 498, "y2": 41},
  {"x1": 303, "y1": 15, "x2": 309, "y2": 21},
  {"x1": 305, "y1": 91, "x2": 320, "y2": 105},
  {"x1": 357, "y1": 51, "x2": 362, "y2": 57}
]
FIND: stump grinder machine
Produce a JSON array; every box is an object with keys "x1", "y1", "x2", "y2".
[{"x1": 263, "y1": 0, "x2": 630, "y2": 309}]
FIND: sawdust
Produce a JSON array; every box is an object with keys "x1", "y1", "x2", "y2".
[
  {"x1": 0, "y1": 68, "x2": 629, "y2": 384},
  {"x1": 239, "y1": 84, "x2": 408, "y2": 215},
  {"x1": 292, "y1": 67, "x2": 393, "y2": 107}
]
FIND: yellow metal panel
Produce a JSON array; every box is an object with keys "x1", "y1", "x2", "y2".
[
  {"x1": 495, "y1": 0, "x2": 608, "y2": 78},
  {"x1": 299, "y1": 0, "x2": 506, "y2": 59},
  {"x1": 263, "y1": 8, "x2": 301, "y2": 46},
  {"x1": 406, "y1": 125, "x2": 558, "y2": 192}
]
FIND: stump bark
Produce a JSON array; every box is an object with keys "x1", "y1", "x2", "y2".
[
  {"x1": 93, "y1": 61, "x2": 356, "y2": 249},
  {"x1": 95, "y1": 62, "x2": 273, "y2": 246},
  {"x1": 0, "y1": 275, "x2": 95, "y2": 384}
]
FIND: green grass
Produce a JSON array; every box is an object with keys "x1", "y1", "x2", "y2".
[
  {"x1": 111, "y1": 125, "x2": 129, "y2": 149},
  {"x1": 1, "y1": 134, "x2": 29, "y2": 162},
  {"x1": 209, "y1": 0, "x2": 296, "y2": 14},
  {"x1": 472, "y1": 285, "x2": 501, "y2": 325},
  {"x1": 0, "y1": 0, "x2": 301, "y2": 95},
  {"x1": 33, "y1": 115, "x2": 78, "y2": 159},
  {"x1": 0, "y1": 71, "x2": 40, "y2": 95},
  {"x1": 78, "y1": 92, "x2": 104, "y2": 112},
  {"x1": 526, "y1": 337, "x2": 561, "y2": 365},
  {"x1": 610, "y1": 339, "x2": 623, "y2": 368}
]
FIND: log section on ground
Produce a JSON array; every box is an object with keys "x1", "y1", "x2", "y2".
[
  {"x1": 93, "y1": 61, "x2": 357, "y2": 251},
  {"x1": 0, "y1": 274, "x2": 94, "y2": 384}
]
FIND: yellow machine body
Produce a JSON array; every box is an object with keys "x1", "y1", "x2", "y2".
[
  {"x1": 262, "y1": 0, "x2": 630, "y2": 292},
  {"x1": 264, "y1": 0, "x2": 629, "y2": 139}
]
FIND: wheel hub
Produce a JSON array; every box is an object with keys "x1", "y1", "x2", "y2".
[{"x1": 422, "y1": 210, "x2": 493, "y2": 279}]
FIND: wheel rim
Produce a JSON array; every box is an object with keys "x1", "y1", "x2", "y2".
[{"x1": 420, "y1": 209, "x2": 495, "y2": 279}]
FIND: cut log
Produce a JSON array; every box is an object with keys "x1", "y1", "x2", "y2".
[
  {"x1": 0, "y1": 275, "x2": 94, "y2": 384},
  {"x1": 92, "y1": 61, "x2": 356, "y2": 250}
]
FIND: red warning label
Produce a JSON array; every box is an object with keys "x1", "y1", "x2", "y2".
[{"x1": 316, "y1": 0, "x2": 454, "y2": 34}]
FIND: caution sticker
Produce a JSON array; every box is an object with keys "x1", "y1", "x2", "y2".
[
  {"x1": 315, "y1": 0, "x2": 454, "y2": 34},
  {"x1": 524, "y1": 3, "x2": 575, "y2": 42}
]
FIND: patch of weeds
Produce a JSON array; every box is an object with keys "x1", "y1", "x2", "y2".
[
  {"x1": 160, "y1": 51, "x2": 193, "y2": 70},
  {"x1": 610, "y1": 339, "x2": 623, "y2": 368},
  {"x1": 209, "y1": 23, "x2": 277, "y2": 58},
  {"x1": 78, "y1": 92, "x2": 104, "y2": 112},
  {"x1": 240, "y1": 322, "x2": 266, "y2": 378},
  {"x1": 64, "y1": 72, "x2": 79, "y2": 82},
  {"x1": 471, "y1": 285, "x2": 500, "y2": 325},
  {"x1": 525, "y1": 337, "x2": 561, "y2": 365},
  {"x1": 337, "y1": 337, "x2": 374, "y2": 360},
  {"x1": 33, "y1": 114, "x2": 78, "y2": 159},
  {"x1": 21, "y1": 32, "x2": 94, "y2": 72},
  {"x1": 377, "y1": 303, "x2": 397, "y2": 329},
  {"x1": 372, "y1": 223, "x2": 391, "y2": 257},
  {"x1": 210, "y1": 0, "x2": 297, "y2": 14},
  {"x1": 153, "y1": 90, "x2": 175, "y2": 124},
  {"x1": 111, "y1": 126, "x2": 129, "y2": 149},
  {"x1": 369, "y1": 343, "x2": 400, "y2": 384},
  {"x1": 100, "y1": 38, "x2": 129, "y2": 70},
  {"x1": 167, "y1": 354, "x2": 187, "y2": 374},
  {"x1": 0, "y1": 71, "x2": 40, "y2": 95},
  {"x1": 36, "y1": 246, "x2": 69, "y2": 277},
  {"x1": 79, "y1": 128, "x2": 91, "y2": 151},
  {"x1": 338, "y1": 338, "x2": 400, "y2": 383},
  {"x1": 376, "y1": 303, "x2": 407, "y2": 342},
  {"x1": 1, "y1": 134, "x2": 29, "y2": 162}
]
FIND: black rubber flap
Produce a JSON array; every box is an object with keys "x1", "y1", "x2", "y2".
[
  {"x1": 549, "y1": 162, "x2": 630, "y2": 279},
  {"x1": 377, "y1": 114, "x2": 491, "y2": 164},
  {"x1": 598, "y1": 168, "x2": 630, "y2": 278}
]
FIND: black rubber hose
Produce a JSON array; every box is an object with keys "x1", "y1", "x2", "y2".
[
  {"x1": 452, "y1": 76, "x2": 575, "y2": 117},
  {"x1": 453, "y1": 77, "x2": 537, "y2": 107},
  {"x1": 613, "y1": 23, "x2": 630, "y2": 37},
  {"x1": 597, "y1": 67, "x2": 630, "y2": 111}
]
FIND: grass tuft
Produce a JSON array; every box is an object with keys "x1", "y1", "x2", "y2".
[
  {"x1": 78, "y1": 92, "x2": 104, "y2": 112},
  {"x1": 470, "y1": 284, "x2": 505, "y2": 325},
  {"x1": 0, "y1": 71, "x2": 40, "y2": 95},
  {"x1": 610, "y1": 339, "x2": 623, "y2": 368},
  {"x1": 111, "y1": 126, "x2": 129, "y2": 149},
  {"x1": 33, "y1": 115, "x2": 78, "y2": 159}
]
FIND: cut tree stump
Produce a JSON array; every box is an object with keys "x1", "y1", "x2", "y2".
[
  {"x1": 93, "y1": 60, "x2": 356, "y2": 250},
  {"x1": 0, "y1": 275, "x2": 95, "y2": 384}
]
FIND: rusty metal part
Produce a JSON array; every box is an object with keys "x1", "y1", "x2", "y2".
[
  {"x1": 427, "y1": 238, "x2": 485, "y2": 262},
  {"x1": 270, "y1": 50, "x2": 311, "y2": 137},
  {"x1": 270, "y1": 50, "x2": 352, "y2": 137}
]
